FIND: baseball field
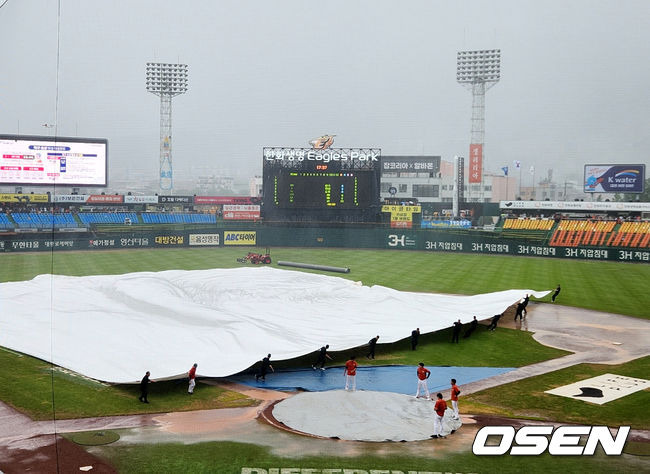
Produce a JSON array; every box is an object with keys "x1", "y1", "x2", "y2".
[{"x1": 1, "y1": 247, "x2": 649, "y2": 473}]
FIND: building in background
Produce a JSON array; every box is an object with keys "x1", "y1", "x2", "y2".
[{"x1": 379, "y1": 156, "x2": 515, "y2": 204}]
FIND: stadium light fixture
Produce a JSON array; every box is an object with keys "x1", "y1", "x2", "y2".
[
  {"x1": 145, "y1": 62, "x2": 189, "y2": 193},
  {"x1": 456, "y1": 50, "x2": 501, "y2": 202}
]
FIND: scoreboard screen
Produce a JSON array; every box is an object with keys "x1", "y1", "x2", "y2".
[
  {"x1": 0, "y1": 134, "x2": 107, "y2": 186},
  {"x1": 268, "y1": 168, "x2": 376, "y2": 209}
]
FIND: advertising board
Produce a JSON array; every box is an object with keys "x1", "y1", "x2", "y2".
[
  {"x1": 0, "y1": 135, "x2": 107, "y2": 186},
  {"x1": 584, "y1": 164, "x2": 645, "y2": 193}
]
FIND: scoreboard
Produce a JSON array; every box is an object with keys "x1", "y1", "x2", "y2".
[
  {"x1": 269, "y1": 168, "x2": 376, "y2": 209},
  {"x1": 262, "y1": 147, "x2": 381, "y2": 220}
]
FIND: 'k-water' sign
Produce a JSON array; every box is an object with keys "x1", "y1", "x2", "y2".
[{"x1": 584, "y1": 164, "x2": 645, "y2": 193}]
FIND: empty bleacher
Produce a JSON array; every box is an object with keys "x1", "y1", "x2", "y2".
[
  {"x1": 606, "y1": 221, "x2": 650, "y2": 248},
  {"x1": 0, "y1": 213, "x2": 14, "y2": 229},
  {"x1": 10, "y1": 212, "x2": 78, "y2": 229},
  {"x1": 502, "y1": 218, "x2": 555, "y2": 231},
  {"x1": 549, "y1": 219, "x2": 649, "y2": 248},
  {"x1": 140, "y1": 213, "x2": 216, "y2": 224},
  {"x1": 77, "y1": 212, "x2": 139, "y2": 225}
]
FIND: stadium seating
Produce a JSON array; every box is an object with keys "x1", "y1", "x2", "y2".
[
  {"x1": 0, "y1": 213, "x2": 14, "y2": 229},
  {"x1": 549, "y1": 219, "x2": 649, "y2": 248},
  {"x1": 77, "y1": 212, "x2": 139, "y2": 225},
  {"x1": 606, "y1": 221, "x2": 650, "y2": 248},
  {"x1": 140, "y1": 213, "x2": 216, "y2": 224},
  {"x1": 10, "y1": 212, "x2": 78, "y2": 229},
  {"x1": 502, "y1": 218, "x2": 555, "y2": 231}
]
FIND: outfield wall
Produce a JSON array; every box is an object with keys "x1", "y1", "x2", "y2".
[{"x1": 1, "y1": 226, "x2": 648, "y2": 263}]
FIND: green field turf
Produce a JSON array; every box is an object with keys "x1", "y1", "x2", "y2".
[
  {"x1": 463, "y1": 355, "x2": 650, "y2": 429},
  {"x1": 0, "y1": 324, "x2": 567, "y2": 420},
  {"x1": 1, "y1": 247, "x2": 648, "y2": 473},
  {"x1": 0, "y1": 346, "x2": 257, "y2": 420},
  {"x1": 94, "y1": 440, "x2": 646, "y2": 474},
  {"x1": 1, "y1": 247, "x2": 649, "y2": 318}
]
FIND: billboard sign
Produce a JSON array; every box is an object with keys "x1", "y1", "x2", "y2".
[
  {"x1": 158, "y1": 195, "x2": 193, "y2": 204},
  {"x1": 224, "y1": 231, "x2": 256, "y2": 245},
  {"x1": 469, "y1": 144, "x2": 482, "y2": 183},
  {"x1": 500, "y1": 200, "x2": 650, "y2": 212},
  {"x1": 53, "y1": 195, "x2": 88, "y2": 203},
  {"x1": 222, "y1": 204, "x2": 260, "y2": 220},
  {"x1": 381, "y1": 205, "x2": 421, "y2": 229},
  {"x1": 87, "y1": 194, "x2": 123, "y2": 204},
  {"x1": 584, "y1": 164, "x2": 645, "y2": 193},
  {"x1": 189, "y1": 234, "x2": 221, "y2": 246},
  {"x1": 194, "y1": 196, "x2": 259, "y2": 205},
  {"x1": 381, "y1": 156, "x2": 441, "y2": 173},
  {"x1": 0, "y1": 193, "x2": 49, "y2": 203},
  {"x1": 263, "y1": 147, "x2": 380, "y2": 164},
  {"x1": 124, "y1": 195, "x2": 159, "y2": 204},
  {"x1": 0, "y1": 135, "x2": 107, "y2": 186}
]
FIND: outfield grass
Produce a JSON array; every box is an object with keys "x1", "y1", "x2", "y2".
[
  {"x1": 0, "y1": 346, "x2": 257, "y2": 420},
  {"x1": 1, "y1": 247, "x2": 649, "y2": 318},
  {"x1": 462, "y1": 355, "x2": 650, "y2": 429},
  {"x1": 269, "y1": 324, "x2": 568, "y2": 371},
  {"x1": 2, "y1": 247, "x2": 648, "y2": 472},
  {"x1": 94, "y1": 439, "x2": 647, "y2": 474},
  {"x1": 0, "y1": 324, "x2": 567, "y2": 420}
]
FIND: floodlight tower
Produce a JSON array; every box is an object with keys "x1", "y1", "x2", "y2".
[
  {"x1": 456, "y1": 50, "x2": 500, "y2": 202},
  {"x1": 146, "y1": 62, "x2": 189, "y2": 193}
]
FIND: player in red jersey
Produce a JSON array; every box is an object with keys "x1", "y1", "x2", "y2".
[
  {"x1": 450, "y1": 378, "x2": 461, "y2": 420},
  {"x1": 188, "y1": 363, "x2": 197, "y2": 394},
  {"x1": 432, "y1": 392, "x2": 447, "y2": 438},
  {"x1": 344, "y1": 355, "x2": 358, "y2": 391},
  {"x1": 415, "y1": 362, "x2": 431, "y2": 399}
]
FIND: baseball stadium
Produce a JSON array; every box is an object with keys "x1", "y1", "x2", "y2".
[{"x1": 2, "y1": 2, "x2": 650, "y2": 474}]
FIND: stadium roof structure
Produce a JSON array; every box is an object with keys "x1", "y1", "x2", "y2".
[{"x1": 0, "y1": 267, "x2": 549, "y2": 383}]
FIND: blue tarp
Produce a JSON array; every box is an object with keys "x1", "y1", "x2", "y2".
[{"x1": 231, "y1": 365, "x2": 514, "y2": 395}]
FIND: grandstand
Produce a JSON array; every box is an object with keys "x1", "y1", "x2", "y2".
[
  {"x1": 77, "y1": 212, "x2": 139, "y2": 225},
  {"x1": 548, "y1": 219, "x2": 649, "y2": 248},
  {"x1": 0, "y1": 213, "x2": 12, "y2": 229},
  {"x1": 141, "y1": 213, "x2": 216, "y2": 225},
  {"x1": 606, "y1": 221, "x2": 650, "y2": 248},
  {"x1": 9, "y1": 212, "x2": 78, "y2": 229}
]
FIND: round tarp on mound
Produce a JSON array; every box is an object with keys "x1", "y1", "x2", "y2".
[{"x1": 272, "y1": 390, "x2": 462, "y2": 442}]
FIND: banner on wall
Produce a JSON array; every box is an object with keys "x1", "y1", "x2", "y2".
[
  {"x1": 189, "y1": 234, "x2": 220, "y2": 246},
  {"x1": 223, "y1": 204, "x2": 260, "y2": 220},
  {"x1": 0, "y1": 193, "x2": 49, "y2": 203},
  {"x1": 87, "y1": 194, "x2": 123, "y2": 204},
  {"x1": 224, "y1": 231, "x2": 256, "y2": 245},
  {"x1": 381, "y1": 205, "x2": 421, "y2": 229}
]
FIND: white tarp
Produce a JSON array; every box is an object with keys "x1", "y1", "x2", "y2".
[
  {"x1": 272, "y1": 390, "x2": 463, "y2": 441},
  {"x1": 0, "y1": 267, "x2": 550, "y2": 383}
]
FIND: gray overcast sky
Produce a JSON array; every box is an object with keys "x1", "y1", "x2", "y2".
[{"x1": 1, "y1": 0, "x2": 649, "y2": 188}]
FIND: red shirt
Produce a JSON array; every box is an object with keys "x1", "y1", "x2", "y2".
[
  {"x1": 451, "y1": 384, "x2": 460, "y2": 401},
  {"x1": 188, "y1": 366, "x2": 196, "y2": 380},
  {"x1": 345, "y1": 360, "x2": 357, "y2": 376},
  {"x1": 417, "y1": 366, "x2": 431, "y2": 380},
  {"x1": 434, "y1": 399, "x2": 447, "y2": 417}
]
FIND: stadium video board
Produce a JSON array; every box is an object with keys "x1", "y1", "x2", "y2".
[
  {"x1": 269, "y1": 169, "x2": 376, "y2": 209},
  {"x1": 0, "y1": 134, "x2": 108, "y2": 186},
  {"x1": 263, "y1": 147, "x2": 381, "y2": 210},
  {"x1": 584, "y1": 164, "x2": 645, "y2": 193}
]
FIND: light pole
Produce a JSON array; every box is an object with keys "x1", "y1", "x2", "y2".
[
  {"x1": 457, "y1": 50, "x2": 501, "y2": 203},
  {"x1": 146, "y1": 62, "x2": 189, "y2": 194}
]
